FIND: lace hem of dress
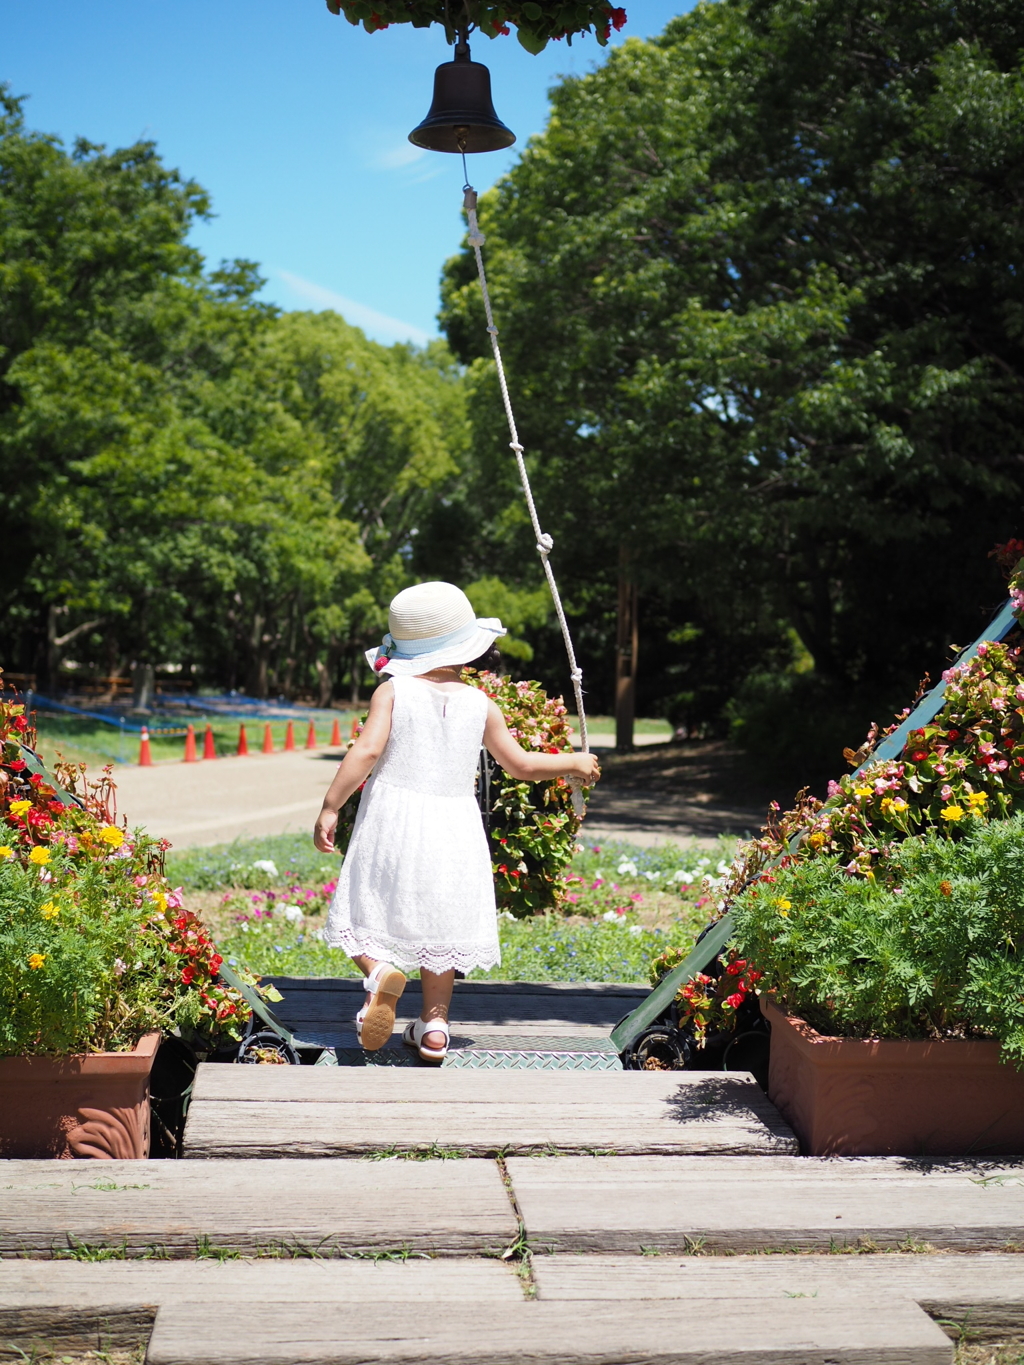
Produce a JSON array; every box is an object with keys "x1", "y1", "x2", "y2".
[{"x1": 324, "y1": 923, "x2": 500, "y2": 975}]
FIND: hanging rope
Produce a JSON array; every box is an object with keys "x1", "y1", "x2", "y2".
[{"x1": 462, "y1": 182, "x2": 589, "y2": 815}]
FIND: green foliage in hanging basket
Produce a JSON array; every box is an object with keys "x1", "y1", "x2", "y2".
[{"x1": 325, "y1": 1, "x2": 627, "y2": 53}]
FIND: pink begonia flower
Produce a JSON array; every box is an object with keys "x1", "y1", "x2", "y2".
[
  {"x1": 992, "y1": 697, "x2": 1006, "y2": 711},
  {"x1": 979, "y1": 742, "x2": 996, "y2": 757},
  {"x1": 114, "y1": 958, "x2": 126, "y2": 976},
  {"x1": 166, "y1": 887, "x2": 184, "y2": 909},
  {"x1": 994, "y1": 758, "x2": 1009, "y2": 771},
  {"x1": 566, "y1": 893, "x2": 580, "y2": 903},
  {"x1": 941, "y1": 784, "x2": 953, "y2": 800},
  {"x1": 935, "y1": 763, "x2": 947, "y2": 777},
  {"x1": 134, "y1": 874, "x2": 149, "y2": 887},
  {"x1": 978, "y1": 643, "x2": 989, "y2": 657},
  {"x1": 827, "y1": 779, "x2": 841, "y2": 797}
]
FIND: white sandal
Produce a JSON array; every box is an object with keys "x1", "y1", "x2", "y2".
[
  {"x1": 355, "y1": 962, "x2": 407, "y2": 1052},
  {"x1": 403, "y1": 1017, "x2": 450, "y2": 1063}
]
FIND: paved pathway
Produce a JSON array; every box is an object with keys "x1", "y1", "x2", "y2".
[{"x1": 108, "y1": 740, "x2": 726, "y2": 851}]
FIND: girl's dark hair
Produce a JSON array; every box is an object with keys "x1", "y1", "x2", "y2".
[{"x1": 465, "y1": 643, "x2": 502, "y2": 674}]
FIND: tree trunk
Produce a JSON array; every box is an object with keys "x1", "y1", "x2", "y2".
[
  {"x1": 349, "y1": 648, "x2": 362, "y2": 707},
  {"x1": 615, "y1": 545, "x2": 638, "y2": 751}
]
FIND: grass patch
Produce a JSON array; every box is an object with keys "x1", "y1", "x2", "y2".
[{"x1": 172, "y1": 831, "x2": 738, "y2": 985}]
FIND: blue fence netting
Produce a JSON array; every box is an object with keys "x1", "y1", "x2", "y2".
[{"x1": 19, "y1": 690, "x2": 351, "y2": 765}]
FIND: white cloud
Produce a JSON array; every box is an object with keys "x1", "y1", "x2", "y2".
[
  {"x1": 275, "y1": 270, "x2": 434, "y2": 348},
  {"x1": 376, "y1": 142, "x2": 428, "y2": 171}
]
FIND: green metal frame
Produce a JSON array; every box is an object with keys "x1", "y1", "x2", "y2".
[
  {"x1": 609, "y1": 595, "x2": 1020, "y2": 1055},
  {"x1": 217, "y1": 962, "x2": 297, "y2": 1048}
]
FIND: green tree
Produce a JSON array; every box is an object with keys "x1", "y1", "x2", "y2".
[{"x1": 439, "y1": 0, "x2": 1024, "y2": 769}]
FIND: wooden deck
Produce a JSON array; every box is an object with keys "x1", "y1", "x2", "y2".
[
  {"x1": 181, "y1": 1066, "x2": 799, "y2": 1157},
  {"x1": 4, "y1": 975, "x2": 1024, "y2": 1363}
]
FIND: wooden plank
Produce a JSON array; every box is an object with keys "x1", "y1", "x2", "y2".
[
  {"x1": 533, "y1": 1252, "x2": 1024, "y2": 1339},
  {"x1": 145, "y1": 1297, "x2": 952, "y2": 1365},
  {"x1": 0, "y1": 1159, "x2": 515, "y2": 1259},
  {"x1": 269, "y1": 977, "x2": 646, "y2": 1031},
  {"x1": 0, "y1": 1260, "x2": 520, "y2": 1355},
  {"x1": 507, "y1": 1155, "x2": 1024, "y2": 1253},
  {"x1": 182, "y1": 1068, "x2": 798, "y2": 1158}
]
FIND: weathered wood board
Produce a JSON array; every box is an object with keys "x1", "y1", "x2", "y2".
[
  {"x1": 144, "y1": 1296, "x2": 952, "y2": 1365},
  {"x1": 0, "y1": 1158, "x2": 515, "y2": 1258},
  {"x1": 507, "y1": 1155, "x2": 1024, "y2": 1253},
  {"x1": 182, "y1": 1066, "x2": 797, "y2": 1157},
  {"x1": 533, "y1": 1252, "x2": 1024, "y2": 1340},
  {"x1": 0, "y1": 1259, "x2": 521, "y2": 1356}
]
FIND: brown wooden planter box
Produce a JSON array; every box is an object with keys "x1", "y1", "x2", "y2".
[
  {"x1": 762, "y1": 998, "x2": 1024, "y2": 1157},
  {"x1": 0, "y1": 1032, "x2": 160, "y2": 1159}
]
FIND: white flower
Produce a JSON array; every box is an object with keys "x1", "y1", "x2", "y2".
[
  {"x1": 716, "y1": 860, "x2": 731, "y2": 874},
  {"x1": 644, "y1": 871, "x2": 661, "y2": 882},
  {"x1": 616, "y1": 859, "x2": 638, "y2": 876},
  {"x1": 282, "y1": 905, "x2": 304, "y2": 923},
  {"x1": 113, "y1": 958, "x2": 126, "y2": 977},
  {"x1": 602, "y1": 910, "x2": 622, "y2": 922},
  {"x1": 628, "y1": 924, "x2": 644, "y2": 935},
  {"x1": 252, "y1": 859, "x2": 279, "y2": 877},
  {"x1": 672, "y1": 870, "x2": 693, "y2": 884},
  {"x1": 239, "y1": 922, "x2": 250, "y2": 933}
]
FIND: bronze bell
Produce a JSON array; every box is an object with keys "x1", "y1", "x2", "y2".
[{"x1": 408, "y1": 42, "x2": 516, "y2": 154}]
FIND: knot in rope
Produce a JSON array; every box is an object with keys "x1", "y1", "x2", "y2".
[
  {"x1": 537, "y1": 533, "x2": 554, "y2": 557},
  {"x1": 570, "y1": 667, "x2": 583, "y2": 683},
  {"x1": 509, "y1": 441, "x2": 524, "y2": 454},
  {"x1": 486, "y1": 325, "x2": 499, "y2": 337}
]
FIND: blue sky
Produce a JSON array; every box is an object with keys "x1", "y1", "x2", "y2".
[{"x1": 5, "y1": 1, "x2": 693, "y2": 345}]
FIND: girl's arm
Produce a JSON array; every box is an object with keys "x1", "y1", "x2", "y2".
[
  {"x1": 313, "y1": 682, "x2": 395, "y2": 853},
  {"x1": 483, "y1": 699, "x2": 601, "y2": 784}
]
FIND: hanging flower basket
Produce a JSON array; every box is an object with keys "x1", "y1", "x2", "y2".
[{"x1": 326, "y1": 2, "x2": 627, "y2": 53}]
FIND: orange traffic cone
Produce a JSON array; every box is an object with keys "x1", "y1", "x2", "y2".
[
  {"x1": 203, "y1": 724, "x2": 216, "y2": 760},
  {"x1": 138, "y1": 727, "x2": 152, "y2": 767},
  {"x1": 284, "y1": 721, "x2": 295, "y2": 752},
  {"x1": 305, "y1": 719, "x2": 317, "y2": 750},
  {"x1": 350, "y1": 718, "x2": 359, "y2": 739},
  {"x1": 237, "y1": 724, "x2": 249, "y2": 756},
  {"x1": 330, "y1": 718, "x2": 342, "y2": 746},
  {"x1": 262, "y1": 723, "x2": 274, "y2": 754},
  {"x1": 183, "y1": 724, "x2": 197, "y2": 763}
]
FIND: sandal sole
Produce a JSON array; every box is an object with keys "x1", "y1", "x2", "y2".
[{"x1": 359, "y1": 969, "x2": 407, "y2": 1051}]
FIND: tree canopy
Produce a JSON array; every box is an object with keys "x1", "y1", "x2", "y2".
[{"x1": 436, "y1": 0, "x2": 1024, "y2": 769}]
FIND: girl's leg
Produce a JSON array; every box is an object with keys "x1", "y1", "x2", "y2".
[{"x1": 420, "y1": 968, "x2": 455, "y2": 1051}]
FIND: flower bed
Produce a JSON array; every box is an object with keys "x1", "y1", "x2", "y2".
[{"x1": 0, "y1": 681, "x2": 252, "y2": 1059}]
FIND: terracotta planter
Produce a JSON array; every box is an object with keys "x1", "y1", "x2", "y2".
[
  {"x1": 0, "y1": 1032, "x2": 160, "y2": 1159},
  {"x1": 762, "y1": 999, "x2": 1024, "y2": 1157}
]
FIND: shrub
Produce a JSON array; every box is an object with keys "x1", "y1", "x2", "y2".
[
  {"x1": 729, "y1": 814, "x2": 1024, "y2": 1066},
  {"x1": 0, "y1": 683, "x2": 252, "y2": 1055}
]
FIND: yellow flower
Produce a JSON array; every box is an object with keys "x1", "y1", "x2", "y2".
[
  {"x1": 9, "y1": 799, "x2": 32, "y2": 817},
  {"x1": 967, "y1": 792, "x2": 988, "y2": 809},
  {"x1": 28, "y1": 847, "x2": 50, "y2": 865},
  {"x1": 39, "y1": 900, "x2": 60, "y2": 921},
  {"x1": 27, "y1": 953, "x2": 46, "y2": 970},
  {"x1": 774, "y1": 897, "x2": 792, "y2": 917},
  {"x1": 854, "y1": 786, "x2": 873, "y2": 799},
  {"x1": 880, "y1": 796, "x2": 908, "y2": 816},
  {"x1": 151, "y1": 890, "x2": 168, "y2": 913},
  {"x1": 807, "y1": 832, "x2": 826, "y2": 849},
  {"x1": 941, "y1": 805, "x2": 965, "y2": 823},
  {"x1": 0, "y1": 846, "x2": 13, "y2": 860},
  {"x1": 97, "y1": 826, "x2": 125, "y2": 848}
]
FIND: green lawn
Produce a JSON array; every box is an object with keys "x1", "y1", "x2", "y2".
[
  {"x1": 169, "y1": 831, "x2": 738, "y2": 986},
  {"x1": 33, "y1": 712, "x2": 358, "y2": 769}
]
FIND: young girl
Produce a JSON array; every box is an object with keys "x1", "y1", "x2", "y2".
[{"x1": 313, "y1": 581, "x2": 601, "y2": 1061}]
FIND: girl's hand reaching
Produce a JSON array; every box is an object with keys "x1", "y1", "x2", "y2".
[{"x1": 574, "y1": 751, "x2": 602, "y2": 785}]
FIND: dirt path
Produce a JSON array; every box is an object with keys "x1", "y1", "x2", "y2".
[{"x1": 107, "y1": 737, "x2": 778, "y2": 852}]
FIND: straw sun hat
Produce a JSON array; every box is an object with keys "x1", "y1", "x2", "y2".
[{"x1": 364, "y1": 582, "x2": 506, "y2": 678}]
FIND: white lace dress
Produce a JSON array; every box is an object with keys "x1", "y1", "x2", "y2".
[{"x1": 324, "y1": 675, "x2": 500, "y2": 974}]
